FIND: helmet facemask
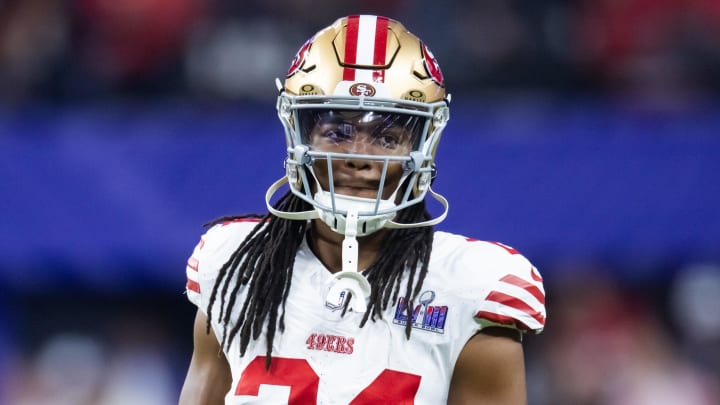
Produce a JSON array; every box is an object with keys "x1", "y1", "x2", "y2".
[{"x1": 272, "y1": 94, "x2": 448, "y2": 235}]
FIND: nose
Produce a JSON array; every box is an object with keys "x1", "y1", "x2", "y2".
[{"x1": 342, "y1": 132, "x2": 373, "y2": 169}]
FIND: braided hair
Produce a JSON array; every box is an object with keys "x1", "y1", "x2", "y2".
[{"x1": 206, "y1": 190, "x2": 434, "y2": 368}]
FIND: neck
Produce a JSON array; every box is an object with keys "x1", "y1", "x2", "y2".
[{"x1": 308, "y1": 219, "x2": 387, "y2": 274}]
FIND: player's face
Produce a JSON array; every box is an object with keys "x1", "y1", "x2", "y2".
[{"x1": 304, "y1": 110, "x2": 421, "y2": 199}]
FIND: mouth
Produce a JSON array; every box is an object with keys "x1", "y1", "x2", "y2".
[{"x1": 333, "y1": 185, "x2": 380, "y2": 199}]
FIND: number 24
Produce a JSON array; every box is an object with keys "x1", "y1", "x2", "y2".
[{"x1": 235, "y1": 356, "x2": 421, "y2": 404}]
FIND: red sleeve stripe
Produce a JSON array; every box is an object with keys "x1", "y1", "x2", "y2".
[
  {"x1": 500, "y1": 274, "x2": 545, "y2": 305},
  {"x1": 475, "y1": 311, "x2": 532, "y2": 331},
  {"x1": 222, "y1": 218, "x2": 262, "y2": 226},
  {"x1": 187, "y1": 257, "x2": 199, "y2": 272},
  {"x1": 484, "y1": 291, "x2": 546, "y2": 325},
  {"x1": 186, "y1": 279, "x2": 200, "y2": 294},
  {"x1": 489, "y1": 241, "x2": 520, "y2": 255},
  {"x1": 531, "y1": 266, "x2": 542, "y2": 282}
]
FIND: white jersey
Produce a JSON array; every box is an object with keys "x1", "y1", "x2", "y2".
[{"x1": 186, "y1": 219, "x2": 546, "y2": 404}]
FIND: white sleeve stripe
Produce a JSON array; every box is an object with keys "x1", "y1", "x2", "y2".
[
  {"x1": 483, "y1": 290, "x2": 546, "y2": 328},
  {"x1": 476, "y1": 303, "x2": 545, "y2": 331},
  {"x1": 491, "y1": 281, "x2": 545, "y2": 311},
  {"x1": 499, "y1": 273, "x2": 545, "y2": 304},
  {"x1": 497, "y1": 305, "x2": 546, "y2": 329},
  {"x1": 186, "y1": 265, "x2": 199, "y2": 284},
  {"x1": 187, "y1": 256, "x2": 199, "y2": 272}
]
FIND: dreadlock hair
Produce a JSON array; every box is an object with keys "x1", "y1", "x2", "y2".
[{"x1": 205, "y1": 190, "x2": 434, "y2": 368}]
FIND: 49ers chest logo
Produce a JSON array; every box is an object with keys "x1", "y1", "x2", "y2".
[{"x1": 349, "y1": 83, "x2": 376, "y2": 97}]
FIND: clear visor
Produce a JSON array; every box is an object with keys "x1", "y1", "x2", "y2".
[{"x1": 298, "y1": 109, "x2": 425, "y2": 156}]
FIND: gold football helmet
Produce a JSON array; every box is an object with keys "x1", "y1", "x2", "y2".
[{"x1": 266, "y1": 15, "x2": 451, "y2": 238}]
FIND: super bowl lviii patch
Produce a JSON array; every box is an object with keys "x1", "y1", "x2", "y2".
[{"x1": 393, "y1": 290, "x2": 447, "y2": 333}]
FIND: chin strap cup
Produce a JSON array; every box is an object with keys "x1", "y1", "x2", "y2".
[{"x1": 325, "y1": 271, "x2": 371, "y2": 313}]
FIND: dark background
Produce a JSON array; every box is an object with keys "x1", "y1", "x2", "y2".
[{"x1": 2, "y1": 1, "x2": 719, "y2": 403}]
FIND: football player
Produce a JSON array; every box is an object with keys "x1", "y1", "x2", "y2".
[{"x1": 180, "y1": 15, "x2": 546, "y2": 404}]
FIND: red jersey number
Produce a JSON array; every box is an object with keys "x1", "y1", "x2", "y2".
[{"x1": 235, "y1": 356, "x2": 421, "y2": 404}]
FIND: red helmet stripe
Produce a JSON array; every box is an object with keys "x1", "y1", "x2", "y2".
[
  {"x1": 372, "y1": 16, "x2": 389, "y2": 82},
  {"x1": 342, "y1": 15, "x2": 360, "y2": 81},
  {"x1": 342, "y1": 15, "x2": 389, "y2": 83}
]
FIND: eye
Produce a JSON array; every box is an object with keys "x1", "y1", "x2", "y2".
[
  {"x1": 317, "y1": 123, "x2": 353, "y2": 142},
  {"x1": 372, "y1": 126, "x2": 407, "y2": 150},
  {"x1": 375, "y1": 134, "x2": 400, "y2": 149}
]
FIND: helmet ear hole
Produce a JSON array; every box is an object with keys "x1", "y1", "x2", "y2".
[
  {"x1": 284, "y1": 158, "x2": 311, "y2": 192},
  {"x1": 408, "y1": 164, "x2": 434, "y2": 199}
]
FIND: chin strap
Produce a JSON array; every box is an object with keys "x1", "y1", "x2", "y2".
[
  {"x1": 265, "y1": 176, "x2": 319, "y2": 220},
  {"x1": 385, "y1": 187, "x2": 449, "y2": 229},
  {"x1": 325, "y1": 209, "x2": 371, "y2": 313}
]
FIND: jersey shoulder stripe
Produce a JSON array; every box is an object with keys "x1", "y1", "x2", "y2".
[{"x1": 185, "y1": 218, "x2": 263, "y2": 313}]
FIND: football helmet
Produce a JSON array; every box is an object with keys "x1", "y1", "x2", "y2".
[{"x1": 266, "y1": 15, "x2": 451, "y2": 237}]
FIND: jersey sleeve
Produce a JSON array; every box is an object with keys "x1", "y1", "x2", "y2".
[
  {"x1": 185, "y1": 219, "x2": 260, "y2": 315},
  {"x1": 471, "y1": 242, "x2": 546, "y2": 334},
  {"x1": 185, "y1": 231, "x2": 210, "y2": 311}
]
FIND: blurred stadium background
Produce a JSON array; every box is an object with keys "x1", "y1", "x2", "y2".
[{"x1": 1, "y1": 0, "x2": 719, "y2": 403}]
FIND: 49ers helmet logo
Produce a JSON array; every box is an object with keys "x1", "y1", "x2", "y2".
[
  {"x1": 349, "y1": 83, "x2": 376, "y2": 97},
  {"x1": 287, "y1": 37, "x2": 313, "y2": 77},
  {"x1": 421, "y1": 42, "x2": 444, "y2": 86}
]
